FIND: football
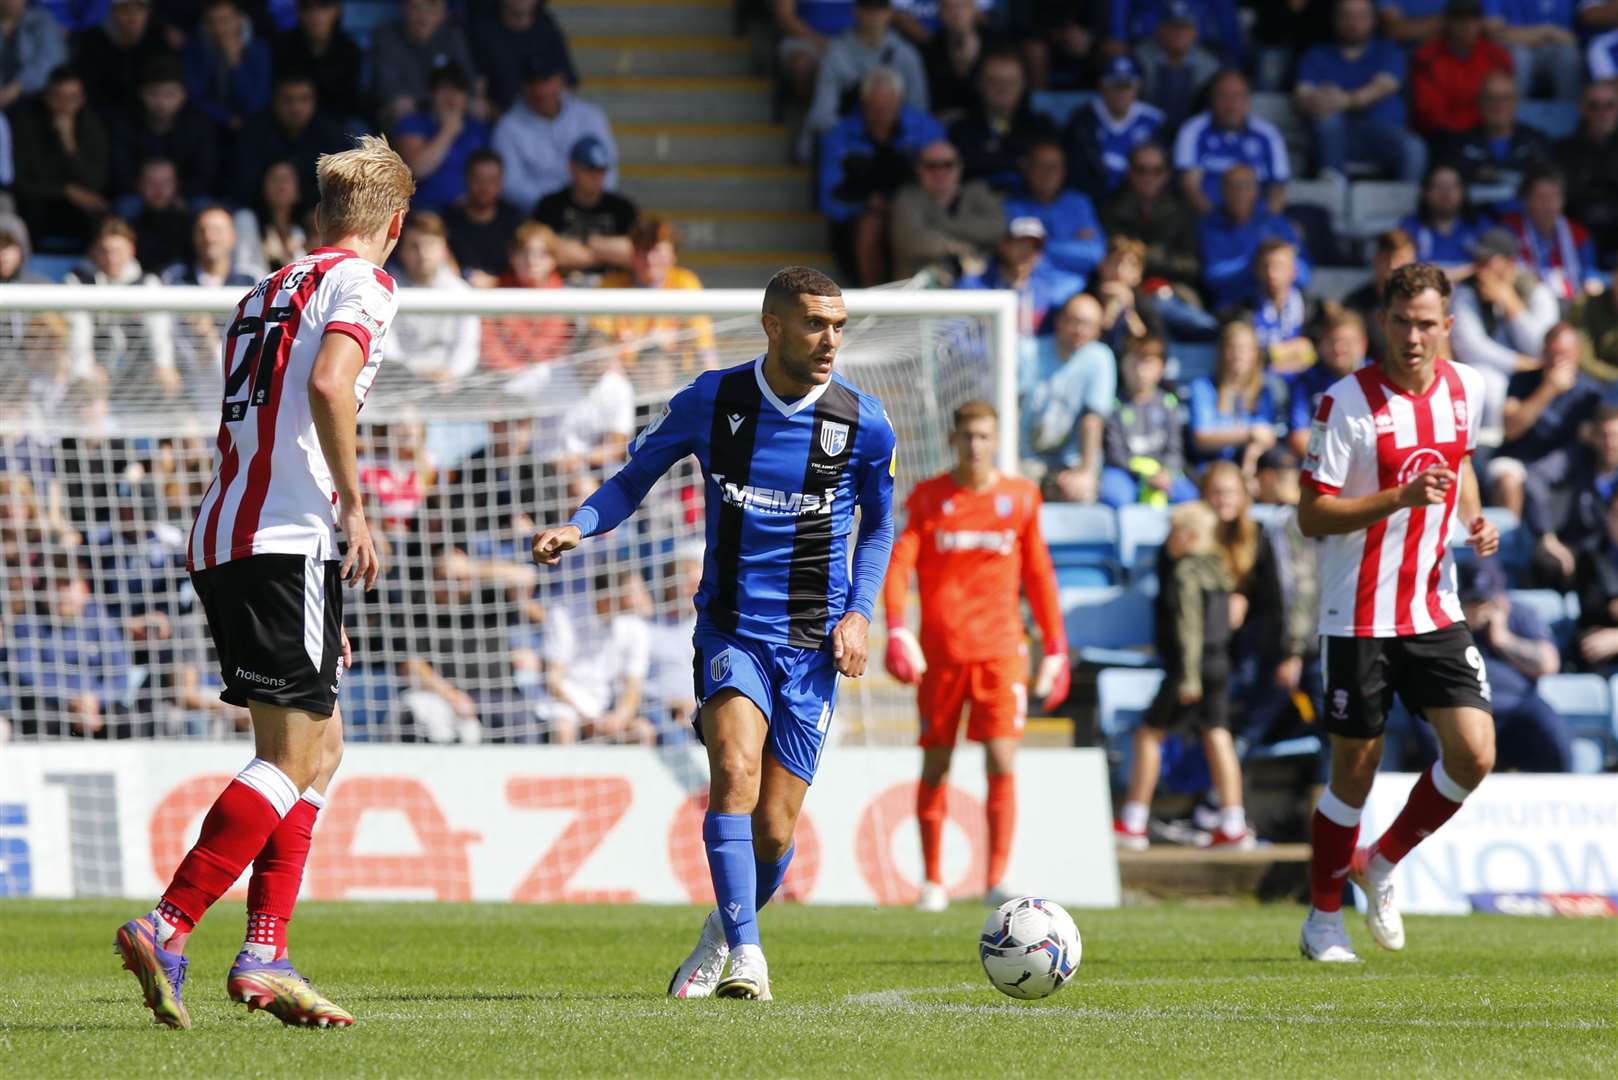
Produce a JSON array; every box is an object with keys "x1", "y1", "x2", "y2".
[{"x1": 978, "y1": 896, "x2": 1082, "y2": 1000}]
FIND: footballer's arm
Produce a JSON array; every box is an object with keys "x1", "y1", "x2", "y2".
[
  {"x1": 834, "y1": 431, "x2": 897, "y2": 678},
  {"x1": 1297, "y1": 467, "x2": 1455, "y2": 538},
  {"x1": 309, "y1": 331, "x2": 379, "y2": 589}
]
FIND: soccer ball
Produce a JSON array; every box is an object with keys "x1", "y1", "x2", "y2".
[{"x1": 978, "y1": 896, "x2": 1081, "y2": 1000}]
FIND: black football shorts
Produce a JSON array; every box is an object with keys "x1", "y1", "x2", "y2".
[
  {"x1": 190, "y1": 553, "x2": 344, "y2": 716},
  {"x1": 1321, "y1": 623, "x2": 1493, "y2": 739}
]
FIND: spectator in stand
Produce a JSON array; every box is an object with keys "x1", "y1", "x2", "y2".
[
  {"x1": 395, "y1": 63, "x2": 489, "y2": 214},
  {"x1": 533, "y1": 134, "x2": 638, "y2": 280},
  {"x1": 1454, "y1": 562, "x2": 1572, "y2": 771},
  {"x1": 820, "y1": 65, "x2": 945, "y2": 285},
  {"x1": 229, "y1": 70, "x2": 345, "y2": 212},
  {"x1": 8, "y1": 566, "x2": 129, "y2": 737},
  {"x1": 1491, "y1": 323, "x2": 1601, "y2": 577},
  {"x1": 1173, "y1": 68, "x2": 1289, "y2": 216},
  {"x1": 231, "y1": 159, "x2": 307, "y2": 274},
  {"x1": 66, "y1": 215, "x2": 179, "y2": 392},
  {"x1": 643, "y1": 544, "x2": 703, "y2": 743},
  {"x1": 1063, "y1": 56, "x2": 1163, "y2": 195},
  {"x1": 1134, "y1": 1, "x2": 1220, "y2": 133},
  {"x1": 1574, "y1": 466, "x2": 1618, "y2": 675},
  {"x1": 371, "y1": 0, "x2": 479, "y2": 127},
  {"x1": 390, "y1": 212, "x2": 482, "y2": 385},
  {"x1": 1410, "y1": 0, "x2": 1515, "y2": 141},
  {"x1": 1109, "y1": 0, "x2": 1242, "y2": 62},
  {"x1": 534, "y1": 570, "x2": 657, "y2": 746},
  {"x1": 1500, "y1": 169, "x2": 1602, "y2": 302},
  {"x1": 773, "y1": 0, "x2": 857, "y2": 107},
  {"x1": 1248, "y1": 0, "x2": 1335, "y2": 90},
  {"x1": 1114, "y1": 501, "x2": 1245, "y2": 851},
  {"x1": 1087, "y1": 234, "x2": 1167, "y2": 352},
  {"x1": 1451, "y1": 227, "x2": 1560, "y2": 440},
  {"x1": 480, "y1": 223, "x2": 571, "y2": 369},
  {"x1": 1379, "y1": 0, "x2": 1447, "y2": 44},
  {"x1": 1188, "y1": 318, "x2": 1279, "y2": 473},
  {"x1": 1286, "y1": 303, "x2": 1368, "y2": 456},
  {"x1": 1242, "y1": 238, "x2": 1318, "y2": 382},
  {"x1": 1573, "y1": 265, "x2": 1618, "y2": 384},
  {"x1": 0, "y1": 0, "x2": 67, "y2": 111},
  {"x1": 109, "y1": 55, "x2": 219, "y2": 200},
  {"x1": 1294, "y1": 0, "x2": 1426, "y2": 183},
  {"x1": 947, "y1": 47, "x2": 1055, "y2": 193},
  {"x1": 74, "y1": 0, "x2": 168, "y2": 120},
  {"x1": 959, "y1": 216, "x2": 1086, "y2": 337},
  {"x1": 594, "y1": 218, "x2": 718, "y2": 376},
  {"x1": 470, "y1": 0, "x2": 576, "y2": 114},
  {"x1": 805, "y1": 0, "x2": 930, "y2": 147},
  {"x1": 1017, "y1": 292, "x2": 1115, "y2": 502},
  {"x1": 1443, "y1": 69, "x2": 1553, "y2": 186},
  {"x1": 444, "y1": 149, "x2": 524, "y2": 284},
  {"x1": 492, "y1": 56, "x2": 617, "y2": 219},
  {"x1": 1555, "y1": 80, "x2": 1618, "y2": 257},
  {"x1": 127, "y1": 158, "x2": 191, "y2": 274},
  {"x1": 1103, "y1": 141, "x2": 1201, "y2": 294},
  {"x1": 920, "y1": 0, "x2": 988, "y2": 118},
  {"x1": 14, "y1": 66, "x2": 108, "y2": 253},
  {"x1": 159, "y1": 205, "x2": 254, "y2": 286},
  {"x1": 888, "y1": 138, "x2": 1004, "y2": 279},
  {"x1": 1342, "y1": 227, "x2": 1414, "y2": 364},
  {"x1": 1400, "y1": 162, "x2": 1492, "y2": 271},
  {"x1": 1485, "y1": 0, "x2": 1580, "y2": 101},
  {"x1": 1003, "y1": 139, "x2": 1103, "y2": 279},
  {"x1": 1199, "y1": 164, "x2": 1307, "y2": 311},
  {"x1": 271, "y1": 0, "x2": 362, "y2": 125},
  {"x1": 182, "y1": 0, "x2": 271, "y2": 133},
  {"x1": 1101, "y1": 333, "x2": 1195, "y2": 507}
]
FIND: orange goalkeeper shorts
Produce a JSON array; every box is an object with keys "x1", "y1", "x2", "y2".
[{"x1": 917, "y1": 656, "x2": 1027, "y2": 747}]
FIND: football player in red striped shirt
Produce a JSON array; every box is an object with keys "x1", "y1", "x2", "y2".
[
  {"x1": 116, "y1": 136, "x2": 414, "y2": 1028},
  {"x1": 883, "y1": 401, "x2": 1070, "y2": 911},
  {"x1": 1297, "y1": 262, "x2": 1500, "y2": 962}
]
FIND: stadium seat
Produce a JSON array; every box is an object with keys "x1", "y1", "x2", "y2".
[
  {"x1": 1168, "y1": 341, "x2": 1217, "y2": 385},
  {"x1": 1516, "y1": 100, "x2": 1579, "y2": 140},
  {"x1": 1536, "y1": 674, "x2": 1611, "y2": 774},
  {"x1": 1286, "y1": 177, "x2": 1347, "y2": 231},
  {"x1": 1248, "y1": 91, "x2": 1308, "y2": 152},
  {"x1": 1117, "y1": 503, "x2": 1170, "y2": 580},
  {"x1": 1452, "y1": 507, "x2": 1529, "y2": 575},
  {"x1": 1247, "y1": 503, "x2": 1288, "y2": 530},
  {"x1": 1244, "y1": 735, "x2": 1323, "y2": 762},
  {"x1": 1041, "y1": 503, "x2": 1120, "y2": 587},
  {"x1": 23, "y1": 253, "x2": 76, "y2": 282},
  {"x1": 1507, "y1": 589, "x2": 1573, "y2": 651},
  {"x1": 1097, "y1": 666, "x2": 1165, "y2": 785},
  {"x1": 1346, "y1": 180, "x2": 1418, "y2": 239},
  {"x1": 1060, "y1": 584, "x2": 1155, "y2": 666},
  {"x1": 1308, "y1": 267, "x2": 1371, "y2": 302},
  {"x1": 1029, "y1": 90, "x2": 1095, "y2": 127}
]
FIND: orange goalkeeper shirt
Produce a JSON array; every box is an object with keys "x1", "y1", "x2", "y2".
[{"x1": 882, "y1": 472, "x2": 1065, "y2": 664}]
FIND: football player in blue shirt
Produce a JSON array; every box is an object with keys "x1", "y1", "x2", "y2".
[{"x1": 533, "y1": 266, "x2": 897, "y2": 1001}]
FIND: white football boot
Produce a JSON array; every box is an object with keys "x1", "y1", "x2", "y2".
[
  {"x1": 715, "y1": 943, "x2": 772, "y2": 1000},
  {"x1": 666, "y1": 909, "x2": 728, "y2": 999},
  {"x1": 1298, "y1": 909, "x2": 1360, "y2": 963},
  {"x1": 915, "y1": 881, "x2": 948, "y2": 913},
  {"x1": 1349, "y1": 848, "x2": 1406, "y2": 952}
]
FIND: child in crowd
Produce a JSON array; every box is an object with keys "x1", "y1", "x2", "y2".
[{"x1": 1100, "y1": 335, "x2": 1197, "y2": 507}]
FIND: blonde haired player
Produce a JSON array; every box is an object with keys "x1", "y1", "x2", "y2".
[
  {"x1": 115, "y1": 135, "x2": 414, "y2": 1028},
  {"x1": 883, "y1": 401, "x2": 1069, "y2": 911}
]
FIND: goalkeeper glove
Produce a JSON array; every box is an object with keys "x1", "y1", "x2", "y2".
[
  {"x1": 884, "y1": 626, "x2": 927, "y2": 685},
  {"x1": 1033, "y1": 652, "x2": 1071, "y2": 713}
]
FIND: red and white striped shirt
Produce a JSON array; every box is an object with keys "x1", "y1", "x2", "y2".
[
  {"x1": 188, "y1": 248, "x2": 398, "y2": 571},
  {"x1": 1301, "y1": 358, "x2": 1485, "y2": 638}
]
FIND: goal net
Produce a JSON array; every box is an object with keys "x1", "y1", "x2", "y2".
[{"x1": 0, "y1": 284, "x2": 1019, "y2": 751}]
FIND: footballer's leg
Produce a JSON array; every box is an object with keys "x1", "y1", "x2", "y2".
[
  {"x1": 231, "y1": 707, "x2": 354, "y2": 1027},
  {"x1": 1301, "y1": 733, "x2": 1378, "y2": 962},
  {"x1": 117, "y1": 703, "x2": 324, "y2": 1028},
  {"x1": 702, "y1": 691, "x2": 772, "y2": 1000},
  {"x1": 915, "y1": 661, "x2": 963, "y2": 912},
  {"x1": 977, "y1": 658, "x2": 1026, "y2": 905}
]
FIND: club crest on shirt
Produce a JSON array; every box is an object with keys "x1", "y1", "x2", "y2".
[
  {"x1": 710, "y1": 651, "x2": 731, "y2": 682},
  {"x1": 819, "y1": 420, "x2": 850, "y2": 457},
  {"x1": 1452, "y1": 397, "x2": 1469, "y2": 431},
  {"x1": 1397, "y1": 447, "x2": 1448, "y2": 486},
  {"x1": 995, "y1": 494, "x2": 1013, "y2": 518},
  {"x1": 942, "y1": 499, "x2": 955, "y2": 516},
  {"x1": 1330, "y1": 689, "x2": 1349, "y2": 721}
]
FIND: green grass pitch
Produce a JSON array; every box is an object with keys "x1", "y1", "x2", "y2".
[{"x1": 1, "y1": 900, "x2": 1611, "y2": 1078}]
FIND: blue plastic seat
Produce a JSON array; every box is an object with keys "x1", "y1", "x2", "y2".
[
  {"x1": 1097, "y1": 666, "x2": 1165, "y2": 786},
  {"x1": 1516, "y1": 100, "x2": 1579, "y2": 140},
  {"x1": 1061, "y1": 583, "x2": 1156, "y2": 666},
  {"x1": 1168, "y1": 342, "x2": 1217, "y2": 385},
  {"x1": 1029, "y1": 90, "x2": 1096, "y2": 127},
  {"x1": 1536, "y1": 673, "x2": 1610, "y2": 774},
  {"x1": 1117, "y1": 503, "x2": 1170, "y2": 581},
  {"x1": 1507, "y1": 589, "x2": 1573, "y2": 651},
  {"x1": 1041, "y1": 503, "x2": 1119, "y2": 586},
  {"x1": 23, "y1": 253, "x2": 77, "y2": 282}
]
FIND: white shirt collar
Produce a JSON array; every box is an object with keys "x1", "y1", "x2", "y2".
[{"x1": 754, "y1": 354, "x2": 831, "y2": 417}]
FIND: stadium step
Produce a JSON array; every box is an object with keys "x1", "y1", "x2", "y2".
[
  {"x1": 620, "y1": 164, "x2": 812, "y2": 211},
  {"x1": 1118, "y1": 844, "x2": 1312, "y2": 902},
  {"x1": 552, "y1": 0, "x2": 735, "y2": 40},
  {"x1": 573, "y1": 35, "x2": 754, "y2": 79},
  {"x1": 681, "y1": 250, "x2": 840, "y2": 288},
  {"x1": 649, "y1": 209, "x2": 824, "y2": 252},
  {"x1": 614, "y1": 123, "x2": 791, "y2": 166},
  {"x1": 585, "y1": 76, "x2": 775, "y2": 123}
]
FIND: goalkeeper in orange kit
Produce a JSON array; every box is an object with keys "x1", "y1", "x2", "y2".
[{"x1": 882, "y1": 400, "x2": 1070, "y2": 911}]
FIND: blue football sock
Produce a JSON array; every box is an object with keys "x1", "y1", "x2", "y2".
[
  {"x1": 755, "y1": 844, "x2": 795, "y2": 910},
  {"x1": 703, "y1": 812, "x2": 760, "y2": 949}
]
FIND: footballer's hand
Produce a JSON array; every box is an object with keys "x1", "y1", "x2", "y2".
[
  {"x1": 1397, "y1": 466, "x2": 1454, "y2": 509},
  {"x1": 339, "y1": 504, "x2": 380, "y2": 590},
  {"x1": 532, "y1": 524, "x2": 582, "y2": 566},
  {"x1": 1466, "y1": 514, "x2": 1499, "y2": 557},
  {"x1": 884, "y1": 625, "x2": 926, "y2": 684},
  {"x1": 832, "y1": 611, "x2": 870, "y2": 677},
  {"x1": 1177, "y1": 684, "x2": 1202, "y2": 706},
  {"x1": 1033, "y1": 651, "x2": 1071, "y2": 712},
  {"x1": 341, "y1": 627, "x2": 353, "y2": 669}
]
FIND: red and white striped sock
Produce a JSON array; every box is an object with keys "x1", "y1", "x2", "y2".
[
  {"x1": 1368, "y1": 762, "x2": 1470, "y2": 873},
  {"x1": 1309, "y1": 789, "x2": 1362, "y2": 914}
]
